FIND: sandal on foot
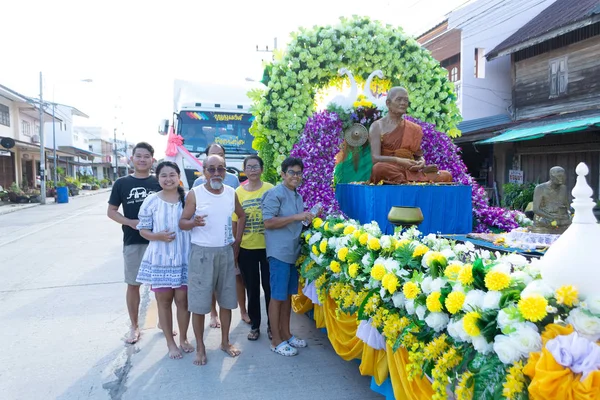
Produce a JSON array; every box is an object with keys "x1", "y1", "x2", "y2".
[
  {"x1": 270, "y1": 341, "x2": 298, "y2": 357},
  {"x1": 247, "y1": 329, "x2": 260, "y2": 341},
  {"x1": 288, "y1": 335, "x2": 307, "y2": 348}
]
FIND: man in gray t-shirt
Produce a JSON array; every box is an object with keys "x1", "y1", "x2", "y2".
[{"x1": 262, "y1": 157, "x2": 314, "y2": 357}]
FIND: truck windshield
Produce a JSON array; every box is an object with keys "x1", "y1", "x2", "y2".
[{"x1": 178, "y1": 111, "x2": 257, "y2": 155}]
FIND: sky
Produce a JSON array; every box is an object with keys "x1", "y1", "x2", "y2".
[{"x1": 1, "y1": 0, "x2": 473, "y2": 157}]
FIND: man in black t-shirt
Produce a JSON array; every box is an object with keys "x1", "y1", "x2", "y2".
[{"x1": 108, "y1": 142, "x2": 161, "y2": 344}]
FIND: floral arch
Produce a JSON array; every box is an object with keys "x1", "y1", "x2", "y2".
[{"x1": 249, "y1": 16, "x2": 462, "y2": 182}]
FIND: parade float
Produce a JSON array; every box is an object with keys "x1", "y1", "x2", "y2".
[{"x1": 249, "y1": 16, "x2": 600, "y2": 400}]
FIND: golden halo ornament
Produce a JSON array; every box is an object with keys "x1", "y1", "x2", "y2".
[{"x1": 344, "y1": 123, "x2": 368, "y2": 147}]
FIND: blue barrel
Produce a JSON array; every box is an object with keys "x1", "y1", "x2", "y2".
[{"x1": 57, "y1": 186, "x2": 69, "y2": 204}]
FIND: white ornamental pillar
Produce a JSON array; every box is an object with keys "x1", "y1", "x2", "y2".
[{"x1": 541, "y1": 163, "x2": 600, "y2": 299}]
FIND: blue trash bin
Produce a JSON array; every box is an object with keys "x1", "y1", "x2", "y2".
[{"x1": 57, "y1": 186, "x2": 69, "y2": 204}]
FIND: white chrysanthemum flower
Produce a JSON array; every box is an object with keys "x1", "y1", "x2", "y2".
[
  {"x1": 463, "y1": 289, "x2": 486, "y2": 311},
  {"x1": 392, "y1": 292, "x2": 406, "y2": 309},
  {"x1": 362, "y1": 253, "x2": 373, "y2": 268},
  {"x1": 521, "y1": 279, "x2": 554, "y2": 298},
  {"x1": 421, "y1": 277, "x2": 433, "y2": 294},
  {"x1": 472, "y1": 335, "x2": 494, "y2": 354},
  {"x1": 308, "y1": 232, "x2": 322, "y2": 245},
  {"x1": 380, "y1": 235, "x2": 393, "y2": 251},
  {"x1": 482, "y1": 291, "x2": 502, "y2": 310},
  {"x1": 425, "y1": 312, "x2": 449, "y2": 332}
]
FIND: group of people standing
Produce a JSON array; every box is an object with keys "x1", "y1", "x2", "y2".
[{"x1": 107, "y1": 141, "x2": 315, "y2": 365}]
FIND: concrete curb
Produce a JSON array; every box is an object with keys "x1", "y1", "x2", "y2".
[{"x1": 0, "y1": 187, "x2": 112, "y2": 216}]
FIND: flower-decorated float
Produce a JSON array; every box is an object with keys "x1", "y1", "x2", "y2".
[{"x1": 248, "y1": 15, "x2": 600, "y2": 400}]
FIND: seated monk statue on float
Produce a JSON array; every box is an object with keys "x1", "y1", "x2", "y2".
[{"x1": 369, "y1": 87, "x2": 453, "y2": 184}]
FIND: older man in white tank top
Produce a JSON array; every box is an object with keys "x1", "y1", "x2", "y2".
[{"x1": 179, "y1": 155, "x2": 246, "y2": 366}]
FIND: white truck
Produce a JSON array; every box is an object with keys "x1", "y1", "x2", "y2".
[{"x1": 159, "y1": 79, "x2": 261, "y2": 188}]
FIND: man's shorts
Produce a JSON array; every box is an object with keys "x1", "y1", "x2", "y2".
[
  {"x1": 188, "y1": 244, "x2": 237, "y2": 314},
  {"x1": 268, "y1": 257, "x2": 299, "y2": 301},
  {"x1": 123, "y1": 244, "x2": 148, "y2": 286}
]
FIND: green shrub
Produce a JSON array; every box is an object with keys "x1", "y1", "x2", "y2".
[{"x1": 502, "y1": 182, "x2": 536, "y2": 211}]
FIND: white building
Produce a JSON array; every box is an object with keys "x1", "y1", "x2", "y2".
[{"x1": 0, "y1": 83, "x2": 67, "y2": 189}]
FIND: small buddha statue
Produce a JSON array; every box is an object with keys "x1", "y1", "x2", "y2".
[{"x1": 531, "y1": 166, "x2": 572, "y2": 234}]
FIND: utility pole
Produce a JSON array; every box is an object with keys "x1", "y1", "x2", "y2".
[
  {"x1": 52, "y1": 102, "x2": 57, "y2": 187},
  {"x1": 113, "y1": 128, "x2": 118, "y2": 178},
  {"x1": 256, "y1": 37, "x2": 277, "y2": 61},
  {"x1": 38, "y1": 72, "x2": 47, "y2": 204}
]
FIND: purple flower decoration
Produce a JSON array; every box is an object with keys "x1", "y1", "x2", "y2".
[{"x1": 291, "y1": 111, "x2": 343, "y2": 215}]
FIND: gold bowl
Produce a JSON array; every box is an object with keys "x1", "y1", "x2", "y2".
[{"x1": 387, "y1": 206, "x2": 424, "y2": 227}]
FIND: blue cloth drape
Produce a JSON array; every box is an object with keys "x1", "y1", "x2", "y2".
[{"x1": 335, "y1": 184, "x2": 473, "y2": 235}]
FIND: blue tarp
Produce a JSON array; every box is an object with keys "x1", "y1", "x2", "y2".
[{"x1": 335, "y1": 184, "x2": 473, "y2": 235}]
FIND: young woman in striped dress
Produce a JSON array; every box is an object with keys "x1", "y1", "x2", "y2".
[{"x1": 136, "y1": 161, "x2": 194, "y2": 359}]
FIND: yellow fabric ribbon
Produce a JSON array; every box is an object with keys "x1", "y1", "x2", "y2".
[
  {"x1": 291, "y1": 286, "x2": 314, "y2": 314},
  {"x1": 386, "y1": 344, "x2": 435, "y2": 400},
  {"x1": 360, "y1": 344, "x2": 389, "y2": 386},
  {"x1": 322, "y1": 297, "x2": 364, "y2": 361},
  {"x1": 524, "y1": 324, "x2": 600, "y2": 400}
]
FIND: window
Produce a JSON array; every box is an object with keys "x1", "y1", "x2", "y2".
[
  {"x1": 34, "y1": 122, "x2": 40, "y2": 134},
  {"x1": 89, "y1": 145, "x2": 93, "y2": 152},
  {"x1": 0, "y1": 104, "x2": 9, "y2": 126},
  {"x1": 22, "y1": 121, "x2": 31, "y2": 136},
  {"x1": 73, "y1": 134, "x2": 79, "y2": 142},
  {"x1": 474, "y1": 48, "x2": 486, "y2": 78},
  {"x1": 450, "y1": 67, "x2": 459, "y2": 82},
  {"x1": 550, "y1": 57, "x2": 568, "y2": 97}
]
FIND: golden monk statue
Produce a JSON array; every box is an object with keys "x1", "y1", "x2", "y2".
[
  {"x1": 530, "y1": 166, "x2": 572, "y2": 234},
  {"x1": 369, "y1": 87, "x2": 452, "y2": 184}
]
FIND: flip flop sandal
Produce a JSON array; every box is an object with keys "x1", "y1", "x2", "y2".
[
  {"x1": 270, "y1": 341, "x2": 298, "y2": 357},
  {"x1": 247, "y1": 329, "x2": 260, "y2": 341}
]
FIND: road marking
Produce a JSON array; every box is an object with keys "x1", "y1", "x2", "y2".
[{"x1": 0, "y1": 206, "x2": 94, "y2": 248}]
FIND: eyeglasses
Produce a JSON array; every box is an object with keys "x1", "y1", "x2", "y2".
[
  {"x1": 286, "y1": 170, "x2": 303, "y2": 178},
  {"x1": 245, "y1": 165, "x2": 261, "y2": 171},
  {"x1": 205, "y1": 166, "x2": 227, "y2": 174}
]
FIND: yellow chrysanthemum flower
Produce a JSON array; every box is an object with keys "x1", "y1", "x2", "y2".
[
  {"x1": 403, "y1": 281, "x2": 421, "y2": 299},
  {"x1": 426, "y1": 291, "x2": 443, "y2": 312},
  {"x1": 324, "y1": 222, "x2": 330, "y2": 231},
  {"x1": 367, "y1": 237, "x2": 381, "y2": 251},
  {"x1": 371, "y1": 263, "x2": 386, "y2": 280},
  {"x1": 333, "y1": 223, "x2": 344, "y2": 231},
  {"x1": 353, "y1": 230, "x2": 362, "y2": 239},
  {"x1": 518, "y1": 295, "x2": 548, "y2": 322},
  {"x1": 311, "y1": 245, "x2": 319, "y2": 256},
  {"x1": 556, "y1": 285, "x2": 579, "y2": 307},
  {"x1": 382, "y1": 272, "x2": 399, "y2": 294},
  {"x1": 445, "y1": 291, "x2": 466, "y2": 314},
  {"x1": 312, "y1": 217, "x2": 323, "y2": 229},
  {"x1": 485, "y1": 270, "x2": 511, "y2": 291},
  {"x1": 343, "y1": 225, "x2": 356, "y2": 235},
  {"x1": 412, "y1": 244, "x2": 429, "y2": 258},
  {"x1": 329, "y1": 260, "x2": 341, "y2": 273},
  {"x1": 337, "y1": 247, "x2": 349, "y2": 262},
  {"x1": 305, "y1": 233, "x2": 312, "y2": 243},
  {"x1": 319, "y1": 239, "x2": 328, "y2": 254},
  {"x1": 426, "y1": 252, "x2": 447, "y2": 267},
  {"x1": 444, "y1": 264, "x2": 462, "y2": 281},
  {"x1": 359, "y1": 233, "x2": 369, "y2": 246},
  {"x1": 458, "y1": 264, "x2": 474, "y2": 285},
  {"x1": 463, "y1": 311, "x2": 481, "y2": 337},
  {"x1": 395, "y1": 239, "x2": 411, "y2": 250},
  {"x1": 348, "y1": 263, "x2": 359, "y2": 278}
]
